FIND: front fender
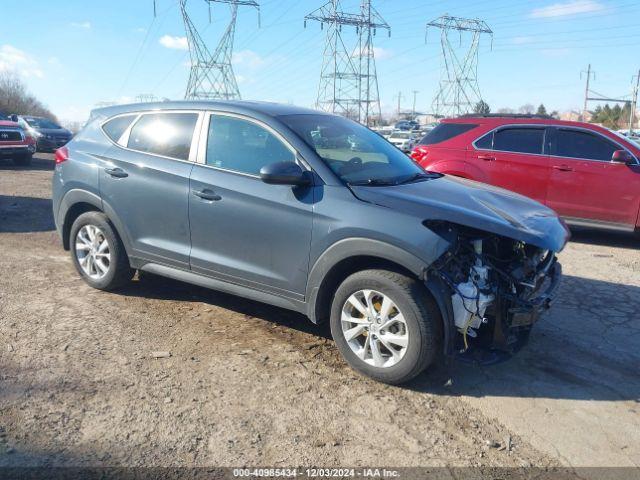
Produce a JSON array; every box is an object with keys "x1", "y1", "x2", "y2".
[{"x1": 305, "y1": 237, "x2": 440, "y2": 323}]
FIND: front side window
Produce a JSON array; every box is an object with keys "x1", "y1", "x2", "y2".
[
  {"x1": 493, "y1": 128, "x2": 545, "y2": 154},
  {"x1": 103, "y1": 114, "x2": 137, "y2": 143},
  {"x1": 280, "y1": 114, "x2": 429, "y2": 185},
  {"x1": 205, "y1": 115, "x2": 295, "y2": 175},
  {"x1": 127, "y1": 112, "x2": 198, "y2": 161},
  {"x1": 556, "y1": 129, "x2": 617, "y2": 161}
]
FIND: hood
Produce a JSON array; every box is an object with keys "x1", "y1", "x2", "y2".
[
  {"x1": 0, "y1": 121, "x2": 19, "y2": 128},
  {"x1": 350, "y1": 175, "x2": 570, "y2": 252}
]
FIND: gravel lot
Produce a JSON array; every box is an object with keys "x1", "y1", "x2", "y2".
[{"x1": 0, "y1": 155, "x2": 638, "y2": 474}]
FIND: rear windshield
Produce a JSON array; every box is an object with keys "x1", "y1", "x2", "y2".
[{"x1": 419, "y1": 123, "x2": 477, "y2": 145}]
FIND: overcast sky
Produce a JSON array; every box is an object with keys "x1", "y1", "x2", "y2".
[{"x1": 1, "y1": 0, "x2": 639, "y2": 121}]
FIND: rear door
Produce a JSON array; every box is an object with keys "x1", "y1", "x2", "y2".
[
  {"x1": 98, "y1": 111, "x2": 202, "y2": 268},
  {"x1": 188, "y1": 112, "x2": 314, "y2": 298},
  {"x1": 472, "y1": 125, "x2": 550, "y2": 204},
  {"x1": 546, "y1": 127, "x2": 640, "y2": 228}
]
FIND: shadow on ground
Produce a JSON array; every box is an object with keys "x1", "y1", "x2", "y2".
[
  {"x1": 0, "y1": 195, "x2": 55, "y2": 233},
  {"x1": 0, "y1": 155, "x2": 54, "y2": 172},
  {"x1": 120, "y1": 271, "x2": 639, "y2": 403},
  {"x1": 569, "y1": 227, "x2": 638, "y2": 250}
]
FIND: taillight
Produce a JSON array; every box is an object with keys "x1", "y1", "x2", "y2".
[
  {"x1": 55, "y1": 146, "x2": 69, "y2": 164},
  {"x1": 410, "y1": 145, "x2": 428, "y2": 163}
]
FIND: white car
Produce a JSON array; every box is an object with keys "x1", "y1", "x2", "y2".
[{"x1": 388, "y1": 131, "x2": 417, "y2": 152}]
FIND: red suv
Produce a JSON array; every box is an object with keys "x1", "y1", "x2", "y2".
[{"x1": 411, "y1": 115, "x2": 640, "y2": 233}]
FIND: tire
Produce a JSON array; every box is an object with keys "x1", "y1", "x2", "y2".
[
  {"x1": 330, "y1": 269, "x2": 442, "y2": 385},
  {"x1": 69, "y1": 211, "x2": 134, "y2": 291},
  {"x1": 12, "y1": 154, "x2": 32, "y2": 166}
]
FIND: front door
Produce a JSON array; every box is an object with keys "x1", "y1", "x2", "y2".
[
  {"x1": 546, "y1": 127, "x2": 640, "y2": 227},
  {"x1": 188, "y1": 113, "x2": 314, "y2": 297},
  {"x1": 473, "y1": 125, "x2": 550, "y2": 204}
]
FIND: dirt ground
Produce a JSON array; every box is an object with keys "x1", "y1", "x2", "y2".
[{"x1": 0, "y1": 155, "x2": 638, "y2": 474}]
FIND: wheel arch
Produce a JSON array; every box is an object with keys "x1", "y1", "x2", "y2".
[
  {"x1": 59, "y1": 189, "x2": 132, "y2": 256},
  {"x1": 306, "y1": 238, "x2": 441, "y2": 323}
]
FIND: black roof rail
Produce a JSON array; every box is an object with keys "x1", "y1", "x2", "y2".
[{"x1": 458, "y1": 113, "x2": 553, "y2": 119}]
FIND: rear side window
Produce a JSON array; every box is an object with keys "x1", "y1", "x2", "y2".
[
  {"x1": 419, "y1": 123, "x2": 477, "y2": 145},
  {"x1": 127, "y1": 112, "x2": 198, "y2": 161},
  {"x1": 493, "y1": 128, "x2": 544, "y2": 154},
  {"x1": 102, "y1": 114, "x2": 137, "y2": 143},
  {"x1": 556, "y1": 129, "x2": 617, "y2": 161},
  {"x1": 206, "y1": 115, "x2": 294, "y2": 175}
]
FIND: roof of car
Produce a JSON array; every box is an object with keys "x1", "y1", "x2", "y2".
[
  {"x1": 441, "y1": 115, "x2": 608, "y2": 130},
  {"x1": 91, "y1": 100, "x2": 327, "y2": 120}
]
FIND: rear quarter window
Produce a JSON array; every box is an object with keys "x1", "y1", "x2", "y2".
[
  {"x1": 418, "y1": 123, "x2": 478, "y2": 145},
  {"x1": 102, "y1": 114, "x2": 137, "y2": 143}
]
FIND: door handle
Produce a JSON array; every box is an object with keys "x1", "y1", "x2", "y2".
[
  {"x1": 477, "y1": 154, "x2": 495, "y2": 161},
  {"x1": 192, "y1": 189, "x2": 221, "y2": 201},
  {"x1": 552, "y1": 165, "x2": 574, "y2": 172},
  {"x1": 104, "y1": 167, "x2": 128, "y2": 178}
]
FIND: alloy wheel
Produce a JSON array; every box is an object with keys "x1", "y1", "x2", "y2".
[
  {"x1": 75, "y1": 225, "x2": 111, "y2": 280},
  {"x1": 341, "y1": 289, "x2": 409, "y2": 368}
]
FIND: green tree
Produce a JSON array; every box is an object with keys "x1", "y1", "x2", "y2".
[
  {"x1": 474, "y1": 100, "x2": 491, "y2": 115},
  {"x1": 536, "y1": 104, "x2": 547, "y2": 116}
]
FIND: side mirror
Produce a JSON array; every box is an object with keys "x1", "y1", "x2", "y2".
[
  {"x1": 612, "y1": 149, "x2": 636, "y2": 165},
  {"x1": 260, "y1": 161, "x2": 311, "y2": 186},
  {"x1": 9, "y1": 115, "x2": 18, "y2": 122}
]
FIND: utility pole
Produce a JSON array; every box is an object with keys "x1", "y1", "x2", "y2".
[
  {"x1": 630, "y1": 70, "x2": 639, "y2": 134},
  {"x1": 581, "y1": 64, "x2": 595, "y2": 122},
  {"x1": 305, "y1": 0, "x2": 389, "y2": 125},
  {"x1": 412, "y1": 90, "x2": 419, "y2": 117},
  {"x1": 426, "y1": 15, "x2": 492, "y2": 117},
  {"x1": 396, "y1": 91, "x2": 403, "y2": 117}
]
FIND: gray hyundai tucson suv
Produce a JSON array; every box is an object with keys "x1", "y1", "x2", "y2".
[{"x1": 52, "y1": 101, "x2": 569, "y2": 384}]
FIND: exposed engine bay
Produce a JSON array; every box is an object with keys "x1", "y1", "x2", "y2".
[{"x1": 427, "y1": 221, "x2": 562, "y2": 363}]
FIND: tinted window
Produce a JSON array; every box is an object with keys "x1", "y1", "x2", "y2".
[
  {"x1": 127, "y1": 112, "x2": 198, "y2": 161},
  {"x1": 474, "y1": 132, "x2": 493, "y2": 149},
  {"x1": 103, "y1": 114, "x2": 137, "y2": 143},
  {"x1": 556, "y1": 129, "x2": 617, "y2": 161},
  {"x1": 280, "y1": 114, "x2": 426, "y2": 185},
  {"x1": 419, "y1": 123, "x2": 478, "y2": 145},
  {"x1": 206, "y1": 115, "x2": 294, "y2": 175},
  {"x1": 493, "y1": 128, "x2": 544, "y2": 154}
]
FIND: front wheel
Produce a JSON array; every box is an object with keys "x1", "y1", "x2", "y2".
[
  {"x1": 330, "y1": 269, "x2": 442, "y2": 385},
  {"x1": 69, "y1": 211, "x2": 134, "y2": 291}
]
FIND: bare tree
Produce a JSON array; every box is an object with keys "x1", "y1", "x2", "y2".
[
  {"x1": 518, "y1": 104, "x2": 535, "y2": 115},
  {"x1": 0, "y1": 72, "x2": 58, "y2": 121}
]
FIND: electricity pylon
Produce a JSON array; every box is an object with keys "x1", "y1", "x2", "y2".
[
  {"x1": 305, "y1": 0, "x2": 389, "y2": 125},
  {"x1": 156, "y1": 0, "x2": 259, "y2": 100},
  {"x1": 426, "y1": 15, "x2": 492, "y2": 117}
]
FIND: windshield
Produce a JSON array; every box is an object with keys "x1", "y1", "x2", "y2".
[
  {"x1": 280, "y1": 114, "x2": 428, "y2": 185},
  {"x1": 24, "y1": 117, "x2": 61, "y2": 129}
]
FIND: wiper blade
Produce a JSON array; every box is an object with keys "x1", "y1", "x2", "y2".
[
  {"x1": 395, "y1": 172, "x2": 440, "y2": 184},
  {"x1": 347, "y1": 178, "x2": 397, "y2": 186}
]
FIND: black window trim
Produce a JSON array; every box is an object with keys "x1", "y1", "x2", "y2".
[
  {"x1": 472, "y1": 123, "x2": 639, "y2": 164},
  {"x1": 471, "y1": 124, "x2": 549, "y2": 157},
  {"x1": 100, "y1": 110, "x2": 204, "y2": 164},
  {"x1": 549, "y1": 126, "x2": 640, "y2": 164},
  {"x1": 194, "y1": 110, "x2": 310, "y2": 179}
]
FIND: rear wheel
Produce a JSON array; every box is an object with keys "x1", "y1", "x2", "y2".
[
  {"x1": 330, "y1": 269, "x2": 442, "y2": 385},
  {"x1": 69, "y1": 212, "x2": 134, "y2": 291},
  {"x1": 12, "y1": 154, "x2": 32, "y2": 166}
]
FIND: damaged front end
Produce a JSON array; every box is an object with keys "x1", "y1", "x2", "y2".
[{"x1": 425, "y1": 221, "x2": 563, "y2": 364}]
